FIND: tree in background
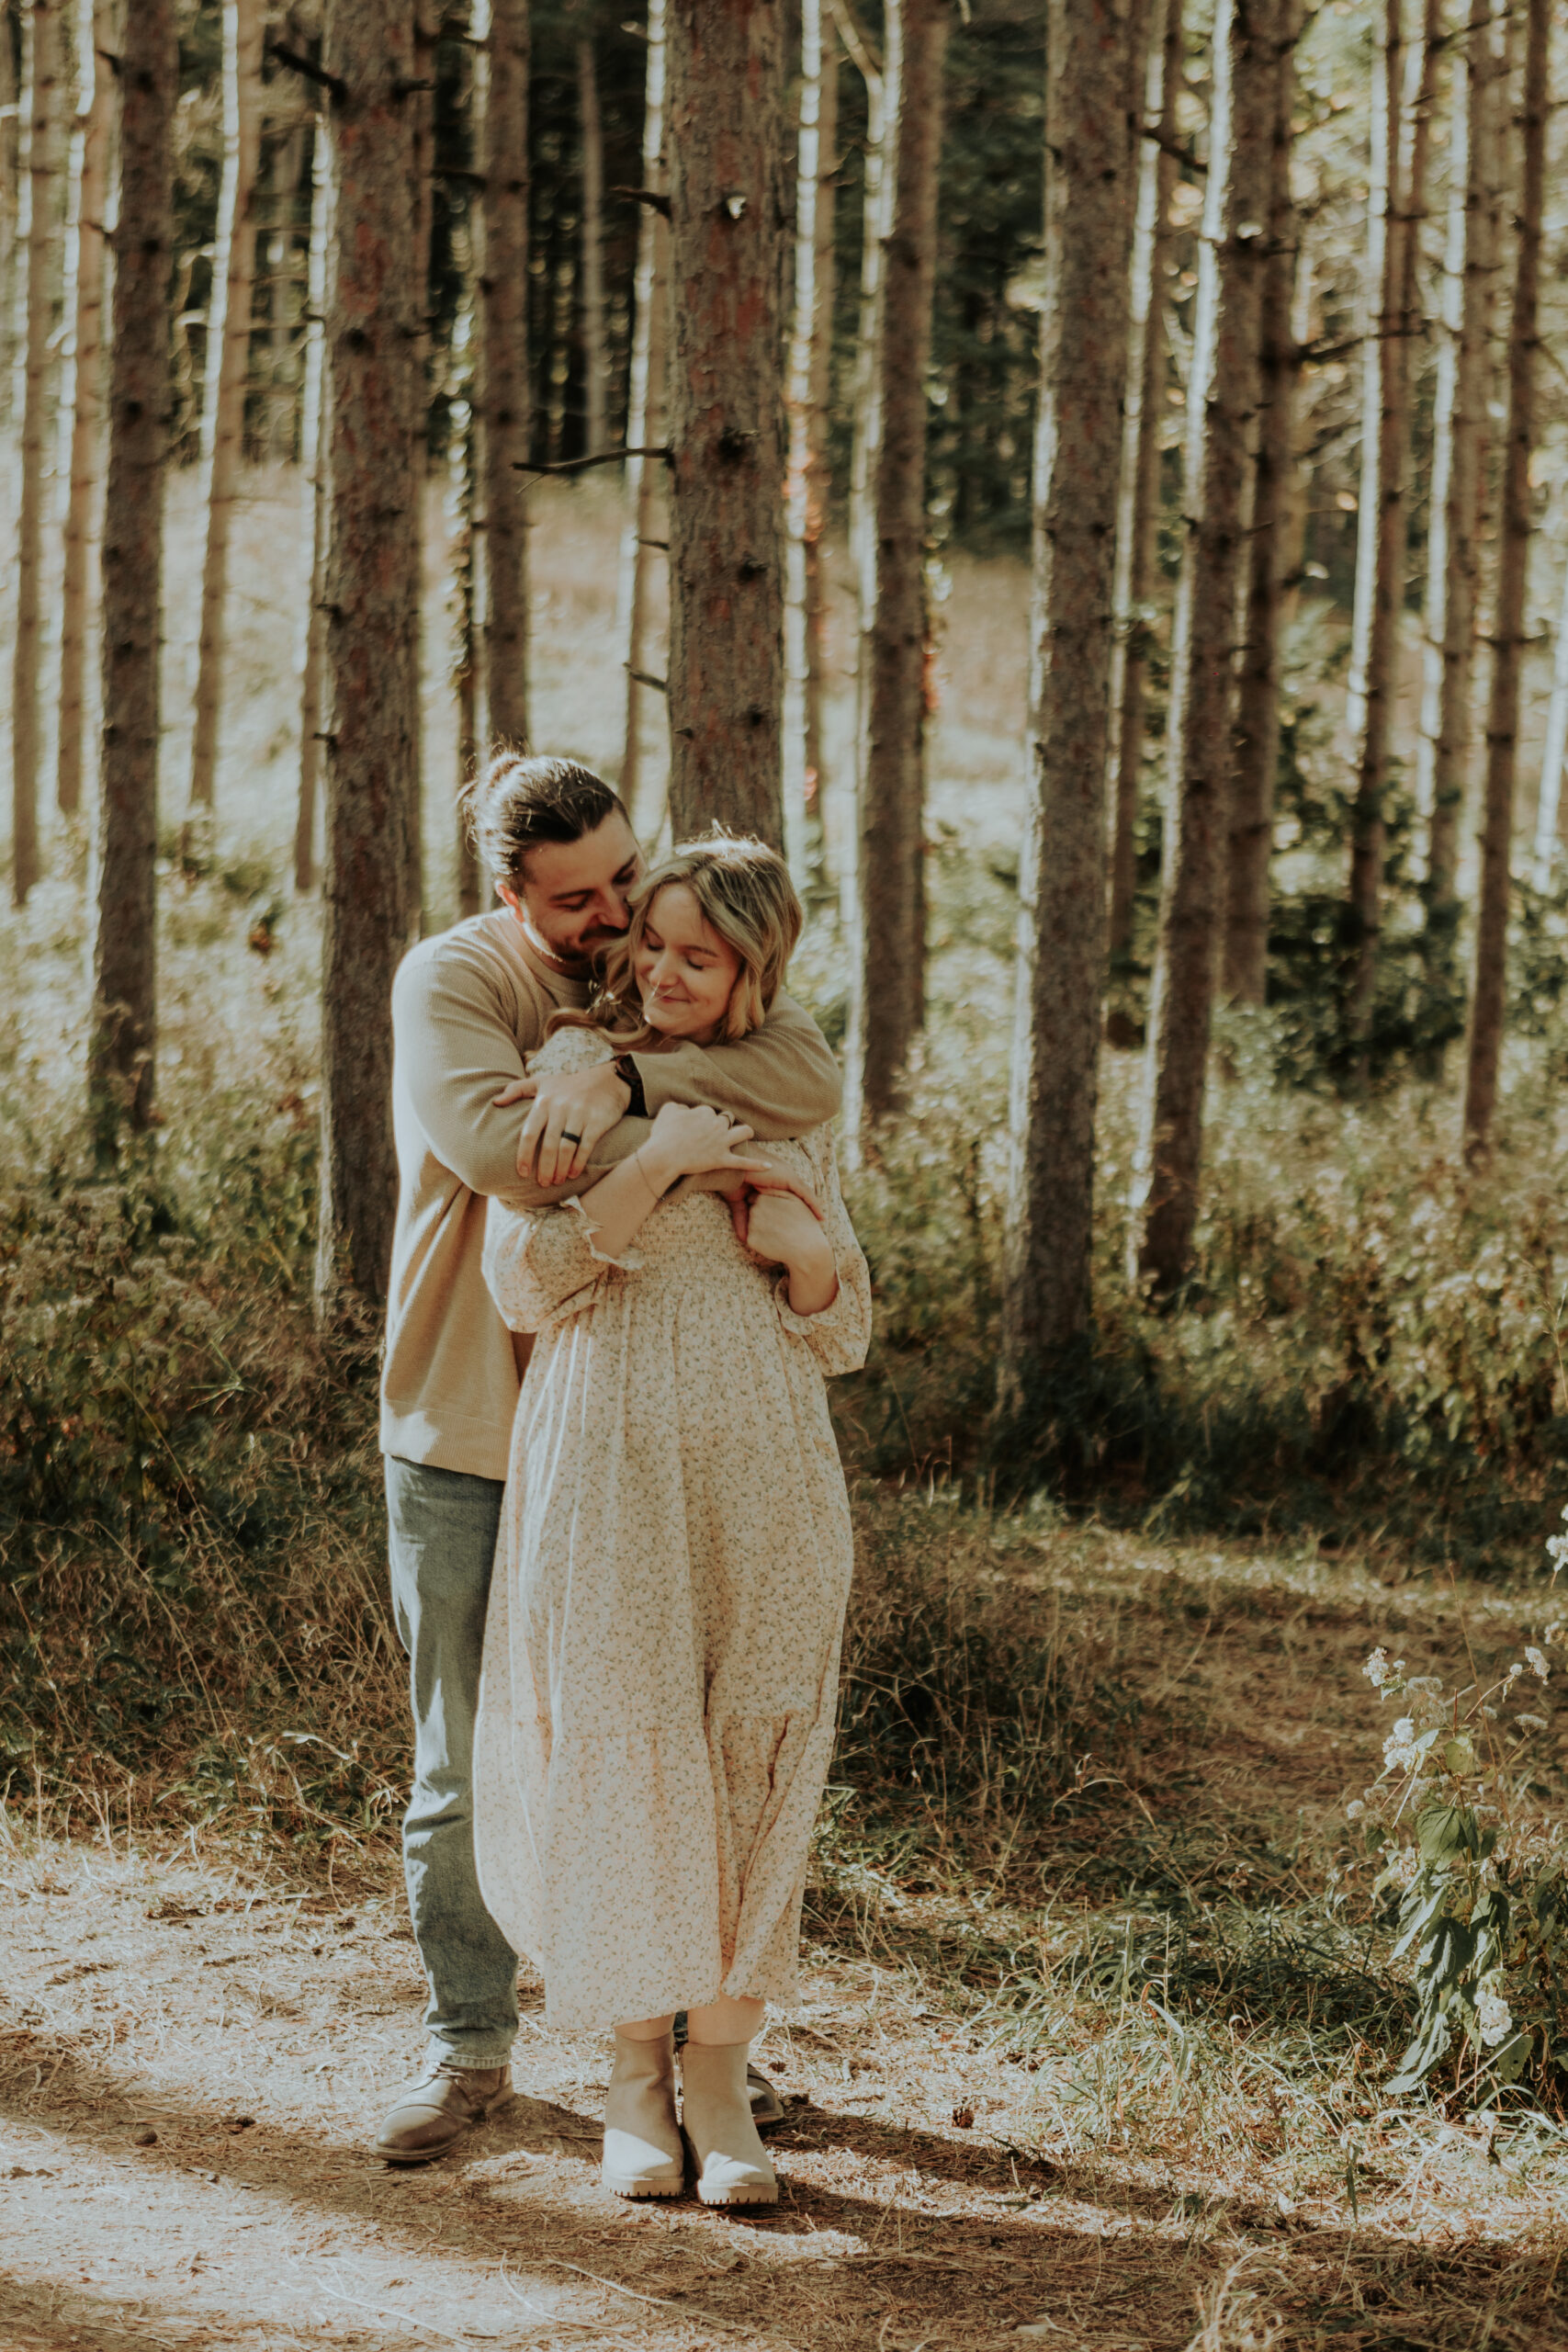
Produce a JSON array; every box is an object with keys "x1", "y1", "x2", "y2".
[
  {"x1": 1463, "y1": 0, "x2": 1548, "y2": 1159},
  {"x1": 56, "y1": 0, "x2": 115, "y2": 826},
  {"x1": 187, "y1": 0, "x2": 264, "y2": 825},
  {"x1": 292, "y1": 114, "x2": 329, "y2": 896},
  {"x1": 1224, "y1": 0, "x2": 1301, "y2": 1005},
  {"x1": 11, "y1": 0, "x2": 64, "y2": 907},
  {"x1": 89, "y1": 0, "x2": 176, "y2": 1149},
  {"x1": 615, "y1": 0, "x2": 668, "y2": 827},
  {"x1": 664, "y1": 0, "x2": 785, "y2": 847},
  {"x1": 843, "y1": 0, "x2": 951, "y2": 1138},
  {"x1": 475, "y1": 0, "x2": 529, "y2": 760},
  {"x1": 1108, "y1": 0, "x2": 1183, "y2": 982},
  {"x1": 1419, "y1": 0, "x2": 1505, "y2": 1035},
  {"x1": 783, "y1": 0, "x2": 831, "y2": 886},
  {"x1": 998, "y1": 0, "x2": 1140, "y2": 1418},
  {"x1": 315, "y1": 0, "x2": 423, "y2": 1312},
  {"x1": 1132, "y1": 0, "x2": 1272, "y2": 1295},
  {"x1": 1343, "y1": 0, "x2": 1440, "y2": 1067},
  {"x1": 576, "y1": 23, "x2": 606, "y2": 456}
]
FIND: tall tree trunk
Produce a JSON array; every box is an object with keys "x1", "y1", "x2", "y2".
[
  {"x1": 11, "y1": 0, "x2": 65, "y2": 907},
  {"x1": 1108, "y1": 0, "x2": 1182, "y2": 974},
  {"x1": 803, "y1": 31, "x2": 839, "y2": 887},
  {"x1": 0, "y1": 0, "x2": 18, "y2": 424},
  {"x1": 56, "y1": 0, "x2": 114, "y2": 823},
  {"x1": 1533, "y1": 537, "x2": 1568, "y2": 885},
  {"x1": 783, "y1": 0, "x2": 829, "y2": 886},
  {"x1": 577, "y1": 31, "x2": 606, "y2": 456},
  {"x1": 1343, "y1": 0, "x2": 1439, "y2": 1066},
  {"x1": 292, "y1": 115, "x2": 329, "y2": 894},
  {"x1": 315, "y1": 0, "x2": 423, "y2": 1313},
  {"x1": 474, "y1": 0, "x2": 529, "y2": 757},
  {"x1": 1223, "y1": 0, "x2": 1299, "y2": 1005},
  {"x1": 615, "y1": 0, "x2": 668, "y2": 824},
  {"x1": 187, "y1": 0, "x2": 264, "y2": 819},
  {"x1": 1462, "y1": 0, "x2": 1546, "y2": 1159},
  {"x1": 842, "y1": 0, "x2": 949, "y2": 1136},
  {"x1": 265, "y1": 124, "x2": 303, "y2": 461},
  {"x1": 664, "y1": 0, "x2": 786, "y2": 847},
  {"x1": 1131, "y1": 0, "x2": 1272, "y2": 1295},
  {"x1": 89, "y1": 0, "x2": 175, "y2": 1148},
  {"x1": 1418, "y1": 0, "x2": 1504, "y2": 1025},
  {"x1": 996, "y1": 0, "x2": 1139, "y2": 1417}
]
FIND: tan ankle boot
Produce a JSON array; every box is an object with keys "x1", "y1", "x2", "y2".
[
  {"x1": 602, "y1": 2030, "x2": 684, "y2": 2199},
  {"x1": 680, "y1": 2040, "x2": 779, "y2": 2207}
]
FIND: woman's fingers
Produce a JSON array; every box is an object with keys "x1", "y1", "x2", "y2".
[
  {"x1": 744, "y1": 1168, "x2": 825, "y2": 1220},
  {"x1": 729, "y1": 1195, "x2": 751, "y2": 1248}
]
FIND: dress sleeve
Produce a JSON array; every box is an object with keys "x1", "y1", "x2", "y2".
[
  {"x1": 480, "y1": 1032, "x2": 646, "y2": 1332},
  {"x1": 772, "y1": 1127, "x2": 872, "y2": 1378}
]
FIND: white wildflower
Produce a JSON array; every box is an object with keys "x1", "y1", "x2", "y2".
[
  {"x1": 1383, "y1": 1717, "x2": 1421, "y2": 1773},
  {"x1": 1507, "y1": 1662, "x2": 1524, "y2": 1684},
  {"x1": 1405, "y1": 1676, "x2": 1444, "y2": 1694},
  {"x1": 1347, "y1": 1800, "x2": 1366, "y2": 1820},
  {"x1": 1365, "y1": 1648, "x2": 1394, "y2": 1689},
  {"x1": 1474, "y1": 1982, "x2": 1513, "y2": 2050},
  {"x1": 1527, "y1": 1645, "x2": 1550, "y2": 1682},
  {"x1": 1516, "y1": 1713, "x2": 1549, "y2": 1733}
]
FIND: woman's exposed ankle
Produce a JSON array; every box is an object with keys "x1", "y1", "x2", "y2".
[
  {"x1": 602, "y1": 2029, "x2": 683, "y2": 2199},
  {"x1": 679, "y1": 2039, "x2": 778, "y2": 2209}
]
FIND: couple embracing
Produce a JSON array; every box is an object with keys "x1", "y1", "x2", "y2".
[{"x1": 372, "y1": 755, "x2": 870, "y2": 2210}]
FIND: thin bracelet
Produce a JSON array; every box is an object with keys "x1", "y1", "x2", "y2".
[{"x1": 631, "y1": 1148, "x2": 663, "y2": 1208}]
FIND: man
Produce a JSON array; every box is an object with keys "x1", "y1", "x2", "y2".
[{"x1": 374, "y1": 755, "x2": 841, "y2": 2163}]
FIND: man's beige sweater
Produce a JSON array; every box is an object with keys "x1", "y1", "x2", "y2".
[{"x1": 383, "y1": 909, "x2": 843, "y2": 1481}]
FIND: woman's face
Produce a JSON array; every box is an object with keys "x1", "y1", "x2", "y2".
[{"x1": 633, "y1": 884, "x2": 742, "y2": 1041}]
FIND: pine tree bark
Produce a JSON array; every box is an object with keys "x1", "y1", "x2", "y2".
[
  {"x1": 783, "y1": 0, "x2": 829, "y2": 885},
  {"x1": 11, "y1": 0, "x2": 65, "y2": 907},
  {"x1": 474, "y1": 0, "x2": 529, "y2": 756},
  {"x1": 664, "y1": 0, "x2": 786, "y2": 848},
  {"x1": 843, "y1": 0, "x2": 949, "y2": 1134},
  {"x1": 315, "y1": 0, "x2": 423, "y2": 1312},
  {"x1": 1343, "y1": 0, "x2": 1440, "y2": 1065},
  {"x1": 1533, "y1": 539, "x2": 1568, "y2": 883},
  {"x1": 1463, "y1": 0, "x2": 1546, "y2": 1159},
  {"x1": 1108, "y1": 0, "x2": 1182, "y2": 973},
  {"x1": 265, "y1": 124, "x2": 303, "y2": 461},
  {"x1": 996, "y1": 0, "x2": 1140, "y2": 1412},
  {"x1": 1131, "y1": 0, "x2": 1273, "y2": 1295},
  {"x1": 1419, "y1": 0, "x2": 1504, "y2": 1008},
  {"x1": 615, "y1": 0, "x2": 668, "y2": 821},
  {"x1": 1223, "y1": 0, "x2": 1300, "y2": 1005},
  {"x1": 56, "y1": 0, "x2": 115, "y2": 823},
  {"x1": 803, "y1": 34, "x2": 839, "y2": 885},
  {"x1": 0, "y1": 0, "x2": 18, "y2": 423},
  {"x1": 292, "y1": 115, "x2": 330, "y2": 895},
  {"x1": 577, "y1": 32, "x2": 606, "y2": 456},
  {"x1": 89, "y1": 0, "x2": 175, "y2": 1147},
  {"x1": 187, "y1": 0, "x2": 264, "y2": 818}
]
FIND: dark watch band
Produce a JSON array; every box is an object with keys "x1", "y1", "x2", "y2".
[{"x1": 613, "y1": 1053, "x2": 649, "y2": 1120}]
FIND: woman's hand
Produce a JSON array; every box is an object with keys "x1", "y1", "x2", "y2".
[
  {"x1": 688, "y1": 1156, "x2": 826, "y2": 1216},
  {"x1": 737, "y1": 1190, "x2": 839, "y2": 1317},
  {"x1": 641, "y1": 1102, "x2": 769, "y2": 1190}
]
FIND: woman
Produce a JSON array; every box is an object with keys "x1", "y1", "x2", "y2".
[{"x1": 473, "y1": 836, "x2": 870, "y2": 2210}]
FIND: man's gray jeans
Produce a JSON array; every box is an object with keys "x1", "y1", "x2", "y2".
[{"x1": 385, "y1": 1454, "x2": 519, "y2": 2068}]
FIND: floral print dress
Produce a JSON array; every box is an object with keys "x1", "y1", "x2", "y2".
[{"x1": 472, "y1": 1024, "x2": 871, "y2": 2030}]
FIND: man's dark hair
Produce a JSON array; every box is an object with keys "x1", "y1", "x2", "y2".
[{"x1": 461, "y1": 752, "x2": 628, "y2": 887}]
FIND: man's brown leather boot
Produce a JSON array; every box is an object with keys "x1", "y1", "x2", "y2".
[{"x1": 373, "y1": 2060, "x2": 513, "y2": 2165}]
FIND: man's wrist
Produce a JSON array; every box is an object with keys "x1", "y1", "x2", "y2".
[{"x1": 612, "y1": 1055, "x2": 647, "y2": 1119}]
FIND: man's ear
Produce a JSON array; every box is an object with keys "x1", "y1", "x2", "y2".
[{"x1": 496, "y1": 881, "x2": 525, "y2": 922}]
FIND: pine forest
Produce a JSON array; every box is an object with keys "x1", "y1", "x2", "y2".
[{"x1": 11, "y1": 4, "x2": 1568, "y2": 2341}]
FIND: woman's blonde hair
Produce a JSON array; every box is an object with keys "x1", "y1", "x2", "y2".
[{"x1": 551, "y1": 831, "x2": 803, "y2": 1049}]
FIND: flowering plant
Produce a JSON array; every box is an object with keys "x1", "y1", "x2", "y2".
[{"x1": 1351, "y1": 1555, "x2": 1568, "y2": 2098}]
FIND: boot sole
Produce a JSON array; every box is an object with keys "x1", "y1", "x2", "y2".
[
  {"x1": 695, "y1": 2178, "x2": 779, "y2": 2207},
  {"x1": 602, "y1": 2169, "x2": 685, "y2": 2199}
]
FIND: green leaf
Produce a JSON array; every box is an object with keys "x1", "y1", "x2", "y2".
[{"x1": 1417, "y1": 1804, "x2": 1475, "y2": 1864}]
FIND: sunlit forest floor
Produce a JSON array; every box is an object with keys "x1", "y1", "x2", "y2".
[{"x1": 8, "y1": 476, "x2": 1568, "y2": 2346}]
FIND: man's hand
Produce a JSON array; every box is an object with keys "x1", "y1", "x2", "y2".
[{"x1": 492, "y1": 1060, "x2": 633, "y2": 1186}]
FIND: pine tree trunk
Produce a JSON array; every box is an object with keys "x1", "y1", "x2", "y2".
[
  {"x1": 664, "y1": 0, "x2": 786, "y2": 847},
  {"x1": 1223, "y1": 0, "x2": 1299, "y2": 1006},
  {"x1": 0, "y1": 0, "x2": 18, "y2": 424},
  {"x1": 475, "y1": 0, "x2": 529, "y2": 757},
  {"x1": 615, "y1": 0, "x2": 667, "y2": 821},
  {"x1": 265, "y1": 124, "x2": 303, "y2": 462},
  {"x1": 315, "y1": 0, "x2": 423, "y2": 1313},
  {"x1": 56, "y1": 0, "x2": 115, "y2": 823},
  {"x1": 1343, "y1": 0, "x2": 1439, "y2": 1066},
  {"x1": 1462, "y1": 0, "x2": 1546, "y2": 1159},
  {"x1": 1533, "y1": 539, "x2": 1568, "y2": 883},
  {"x1": 1108, "y1": 0, "x2": 1182, "y2": 974},
  {"x1": 11, "y1": 0, "x2": 65, "y2": 907},
  {"x1": 843, "y1": 0, "x2": 949, "y2": 1134},
  {"x1": 89, "y1": 0, "x2": 175, "y2": 1147},
  {"x1": 1131, "y1": 0, "x2": 1273, "y2": 1295},
  {"x1": 803, "y1": 34, "x2": 839, "y2": 885},
  {"x1": 577, "y1": 32, "x2": 606, "y2": 457},
  {"x1": 997, "y1": 0, "x2": 1139, "y2": 1413},
  {"x1": 1418, "y1": 0, "x2": 1504, "y2": 1021},
  {"x1": 293, "y1": 116, "x2": 330, "y2": 895},
  {"x1": 783, "y1": 0, "x2": 829, "y2": 885},
  {"x1": 187, "y1": 0, "x2": 264, "y2": 818}
]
